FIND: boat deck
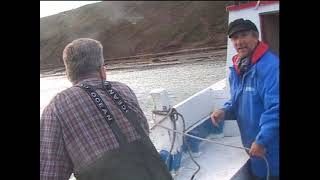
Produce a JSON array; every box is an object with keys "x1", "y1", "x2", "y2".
[{"x1": 174, "y1": 136, "x2": 248, "y2": 180}]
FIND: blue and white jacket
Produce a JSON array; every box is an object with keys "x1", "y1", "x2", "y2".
[{"x1": 223, "y1": 42, "x2": 279, "y2": 177}]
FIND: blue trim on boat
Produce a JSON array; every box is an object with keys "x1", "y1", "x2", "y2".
[
  {"x1": 159, "y1": 117, "x2": 224, "y2": 171},
  {"x1": 182, "y1": 118, "x2": 224, "y2": 153}
]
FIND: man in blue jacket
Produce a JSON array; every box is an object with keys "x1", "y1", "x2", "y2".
[{"x1": 211, "y1": 18, "x2": 279, "y2": 180}]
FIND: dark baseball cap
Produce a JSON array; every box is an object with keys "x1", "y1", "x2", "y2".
[{"x1": 227, "y1": 18, "x2": 258, "y2": 38}]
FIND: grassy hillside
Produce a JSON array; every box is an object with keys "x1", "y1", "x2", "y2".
[{"x1": 40, "y1": 1, "x2": 230, "y2": 70}]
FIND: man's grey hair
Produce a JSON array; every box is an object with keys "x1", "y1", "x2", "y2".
[{"x1": 63, "y1": 38, "x2": 104, "y2": 83}]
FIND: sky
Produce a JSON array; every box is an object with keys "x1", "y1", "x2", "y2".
[{"x1": 40, "y1": 1, "x2": 101, "y2": 18}]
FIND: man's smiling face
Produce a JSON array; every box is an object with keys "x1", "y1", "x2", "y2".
[{"x1": 231, "y1": 30, "x2": 259, "y2": 58}]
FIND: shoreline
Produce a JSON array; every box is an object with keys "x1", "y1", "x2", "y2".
[{"x1": 40, "y1": 48, "x2": 226, "y2": 78}]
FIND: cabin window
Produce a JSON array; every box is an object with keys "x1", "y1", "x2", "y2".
[{"x1": 260, "y1": 12, "x2": 279, "y2": 56}]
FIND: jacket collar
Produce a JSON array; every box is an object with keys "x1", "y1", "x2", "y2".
[{"x1": 232, "y1": 41, "x2": 269, "y2": 75}]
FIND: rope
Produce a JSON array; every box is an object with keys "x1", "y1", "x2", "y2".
[
  {"x1": 178, "y1": 111, "x2": 200, "y2": 180},
  {"x1": 263, "y1": 156, "x2": 270, "y2": 180},
  {"x1": 151, "y1": 108, "x2": 270, "y2": 180},
  {"x1": 152, "y1": 108, "x2": 200, "y2": 179},
  {"x1": 156, "y1": 124, "x2": 250, "y2": 151},
  {"x1": 167, "y1": 109, "x2": 178, "y2": 166},
  {"x1": 150, "y1": 109, "x2": 173, "y2": 130}
]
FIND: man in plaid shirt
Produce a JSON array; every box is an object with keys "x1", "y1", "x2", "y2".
[{"x1": 40, "y1": 38, "x2": 172, "y2": 180}]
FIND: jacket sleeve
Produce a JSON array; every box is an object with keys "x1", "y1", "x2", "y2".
[
  {"x1": 221, "y1": 71, "x2": 237, "y2": 120},
  {"x1": 255, "y1": 58, "x2": 279, "y2": 147},
  {"x1": 40, "y1": 103, "x2": 73, "y2": 180}
]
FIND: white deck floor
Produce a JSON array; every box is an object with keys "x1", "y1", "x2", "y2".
[{"x1": 174, "y1": 136, "x2": 248, "y2": 180}]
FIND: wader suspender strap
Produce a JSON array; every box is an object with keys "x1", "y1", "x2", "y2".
[
  {"x1": 77, "y1": 83, "x2": 128, "y2": 146},
  {"x1": 78, "y1": 81, "x2": 154, "y2": 149},
  {"x1": 101, "y1": 81, "x2": 155, "y2": 148}
]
